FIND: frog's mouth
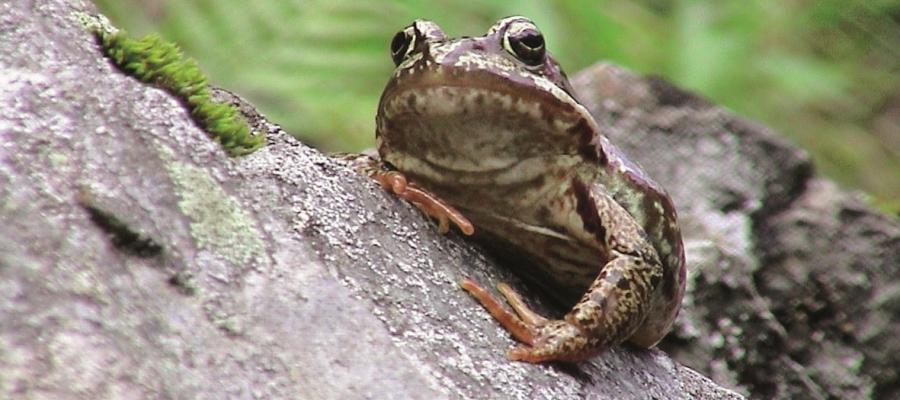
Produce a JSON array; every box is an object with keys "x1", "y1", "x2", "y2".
[{"x1": 376, "y1": 67, "x2": 596, "y2": 177}]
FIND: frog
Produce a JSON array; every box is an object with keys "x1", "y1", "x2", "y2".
[{"x1": 359, "y1": 16, "x2": 686, "y2": 363}]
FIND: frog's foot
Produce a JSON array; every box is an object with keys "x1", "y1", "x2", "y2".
[
  {"x1": 370, "y1": 170, "x2": 474, "y2": 236},
  {"x1": 459, "y1": 278, "x2": 596, "y2": 363}
]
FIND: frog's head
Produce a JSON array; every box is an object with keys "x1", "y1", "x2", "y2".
[
  {"x1": 376, "y1": 17, "x2": 602, "y2": 182},
  {"x1": 388, "y1": 17, "x2": 578, "y2": 99}
]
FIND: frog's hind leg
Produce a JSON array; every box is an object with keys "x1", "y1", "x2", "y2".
[
  {"x1": 460, "y1": 278, "x2": 589, "y2": 362},
  {"x1": 460, "y1": 278, "x2": 590, "y2": 362},
  {"x1": 460, "y1": 253, "x2": 662, "y2": 363}
]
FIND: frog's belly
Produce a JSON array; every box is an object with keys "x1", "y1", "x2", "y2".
[{"x1": 469, "y1": 216, "x2": 603, "y2": 306}]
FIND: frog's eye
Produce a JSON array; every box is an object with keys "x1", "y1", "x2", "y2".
[
  {"x1": 503, "y1": 20, "x2": 546, "y2": 66},
  {"x1": 390, "y1": 26, "x2": 417, "y2": 66}
]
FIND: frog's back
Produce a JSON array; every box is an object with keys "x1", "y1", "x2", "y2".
[{"x1": 595, "y1": 138, "x2": 686, "y2": 333}]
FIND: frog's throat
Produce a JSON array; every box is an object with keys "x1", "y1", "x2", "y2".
[
  {"x1": 378, "y1": 90, "x2": 600, "y2": 175},
  {"x1": 379, "y1": 152, "x2": 583, "y2": 188}
]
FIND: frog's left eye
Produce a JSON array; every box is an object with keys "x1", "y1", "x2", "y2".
[
  {"x1": 503, "y1": 20, "x2": 546, "y2": 66},
  {"x1": 390, "y1": 26, "x2": 417, "y2": 66}
]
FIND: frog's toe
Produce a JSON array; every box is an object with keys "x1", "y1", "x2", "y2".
[
  {"x1": 507, "y1": 345, "x2": 537, "y2": 362},
  {"x1": 497, "y1": 282, "x2": 549, "y2": 326},
  {"x1": 460, "y1": 278, "x2": 536, "y2": 344},
  {"x1": 507, "y1": 345, "x2": 555, "y2": 363},
  {"x1": 507, "y1": 320, "x2": 596, "y2": 363}
]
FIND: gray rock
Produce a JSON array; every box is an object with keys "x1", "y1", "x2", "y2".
[
  {"x1": 1, "y1": 0, "x2": 894, "y2": 399},
  {"x1": 0, "y1": 1, "x2": 739, "y2": 399},
  {"x1": 572, "y1": 65, "x2": 899, "y2": 399}
]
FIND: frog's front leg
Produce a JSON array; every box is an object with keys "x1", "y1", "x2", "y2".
[
  {"x1": 461, "y1": 249, "x2": 663, "y2": 363},
  {"x1": 340, "y1": 153, "x2": 474, "y2": 236}
]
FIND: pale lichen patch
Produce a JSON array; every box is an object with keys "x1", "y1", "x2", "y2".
[
  {"x1": 70, "y1": 11, "x2": 117, "y2": 36},
  {"x1": 164, "y1": 156, "x2": 266, "y2": 266}
]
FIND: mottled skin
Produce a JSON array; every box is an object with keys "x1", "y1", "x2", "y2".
[{"x1": 369, "y1": 16, "x2": 686, "y2": 363}]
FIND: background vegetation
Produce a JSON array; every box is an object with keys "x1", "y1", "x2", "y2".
[{"x1": 95, "y1": 0, "x2": 900, "y2": 211}]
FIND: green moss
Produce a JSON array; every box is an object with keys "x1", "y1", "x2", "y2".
[{"x1": 95, "y1": 30, "x2": 263, "y2": 156}]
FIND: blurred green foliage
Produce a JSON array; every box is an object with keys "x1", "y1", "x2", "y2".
[{"x1": 95, "y1": 0, "x2": 900, "y2": 209}]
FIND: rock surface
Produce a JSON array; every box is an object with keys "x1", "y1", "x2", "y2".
[
  {"x1": 572, "y1": 66, "x2": 900, "y2": 399},
  {"x1": 0, "y1": 1, "x2": 895, "y2": 400},
  {"x1": 0, "y1": 1, "x2": 739, "y2": 399}
]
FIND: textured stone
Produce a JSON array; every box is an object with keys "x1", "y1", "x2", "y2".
[
  {"x1": 573, "y1": 64, "x2": 899, "y2": 399},
  {"x1": 0, "y1": 1, "x2": 740, "y2": 399},
  {"x1": 3, "y1": 0, "x2": 896, "y2": 399}
]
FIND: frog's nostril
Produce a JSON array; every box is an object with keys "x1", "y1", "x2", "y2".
[{"x1": 472, "y1": 43, "x2": 485, "y2": 51}]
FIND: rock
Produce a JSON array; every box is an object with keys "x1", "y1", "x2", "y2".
[
  {"x1": 573, "y1": 64, "x2": 899, "y2": 399},
  {"x1": 0, "y1": 1, "x2": 739, "y2": 399},
  {"x1": 2, "y1": 0, "x2": 896, "y2": 399}
]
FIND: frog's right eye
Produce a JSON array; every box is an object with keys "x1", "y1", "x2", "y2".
[
  {"x1": 390, "y1": 26, "x2": 417, "y2": 66},
  {"x1": 503, "y1": 19, "x2": 546, "y2": 67}
]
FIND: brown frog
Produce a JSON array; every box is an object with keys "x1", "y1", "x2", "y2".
[{"x1": 362, "y1": 16, "x2": 686, "y2": 363}]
